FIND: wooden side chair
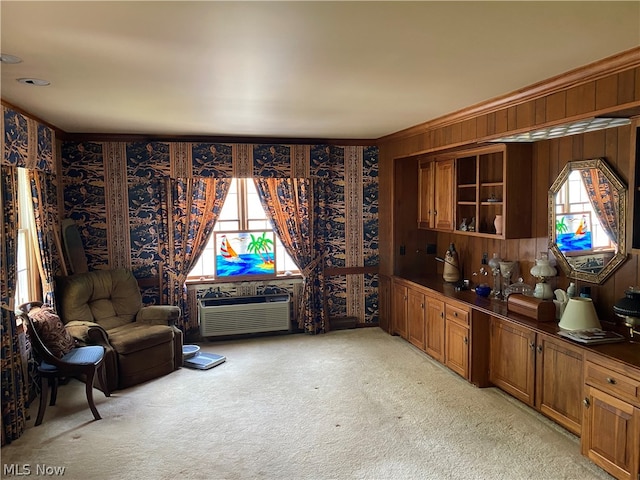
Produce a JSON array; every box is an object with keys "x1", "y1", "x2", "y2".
[{"x1": 19, "y1": 302, "x2": 110, "y2": 426}]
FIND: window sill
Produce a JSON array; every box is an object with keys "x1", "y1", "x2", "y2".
[{"x1": 185, "y1": 273, "x2": 303, "y2": 286}]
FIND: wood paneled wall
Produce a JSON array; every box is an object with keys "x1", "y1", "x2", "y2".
[{"x1": 379, "y1": 47, "x2": 640, "y2": 322}]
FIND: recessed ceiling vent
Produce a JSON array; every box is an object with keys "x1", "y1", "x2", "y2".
[
  {"x1": 17, "y1": 78, "x2": 51, "y2": 86},
  {"x1": 0, "y1": 53, "x2": 22, "y2": 64}
]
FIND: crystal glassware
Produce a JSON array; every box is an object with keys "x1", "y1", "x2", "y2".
[
  {"x1": 488, "y1": 253, "x2": 502, "y2": 299},
  {"x1": 499, "y1": 261, "x2": 516, "y2": 295}
]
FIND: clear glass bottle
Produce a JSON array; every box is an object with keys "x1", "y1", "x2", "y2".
[{"x1": 488, "y1": 253, "x2": 502, "y2": 298}]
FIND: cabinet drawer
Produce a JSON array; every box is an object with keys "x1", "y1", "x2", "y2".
[
  {"x1": 585, "y1": 362, "x2": 640, "y2": 407},
  {"x1": 445, "y1": 303, "x2": 469, "y2": 325}
]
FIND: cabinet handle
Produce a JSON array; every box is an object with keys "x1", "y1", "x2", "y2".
[
  {"x1": 529, "y1": 341, "x2": 535, "y2": 351},
  {"x1": 583, "y1": 397, "x2": 590, "y2": 408},
  {"x1": 454, "y1": 312, "x2": 458, "y2": 317},
  {"x1": 606, "y1": 377, "x2": 617, "y2": 385},
  {"x1": 421, "y1": 303, "x2": 424, "y2": 309},
  {"x1": 433, "y1": 210, "x2": 437, "y2": 216},
  {"x1": 464, "y1": 336, "x2": 468, "y2": 345},
  {"x1": 440, "y1": 312, "x2": 444, "y2": 318},
  {"x1": 537, "y1": 345, "x2": 543, "y2": 354}
]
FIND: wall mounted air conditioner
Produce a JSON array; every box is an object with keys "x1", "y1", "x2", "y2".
[{"x1": 198, "y1": 293, "x2": 290, "y2": 337}]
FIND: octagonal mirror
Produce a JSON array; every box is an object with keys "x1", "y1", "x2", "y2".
[{"x1": 548, "y1": 158, "x2": 627, "y2": 284}]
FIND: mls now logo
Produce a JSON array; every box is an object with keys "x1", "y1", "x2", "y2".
[{"x1": 3, "y1": 464, "x2": 66, "y2": 476}]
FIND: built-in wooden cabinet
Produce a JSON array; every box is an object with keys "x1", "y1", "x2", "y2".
[
  {"x1": 535, "y1": 333, "x2": 584, "y2": 436},
  {"x1": 418, "y1": 160, "x2": 435, "y2": 229},
  {"x1": 418, "y1": 158, "x2": 454, "y2": 231},
  {"x1": 425, "y1": 295, "x2": 445, "y2": 363},
  {"x1": 582, "y1": 353, "x2": 640, "y2": 480},
  {"x1": 392, "y1": 280, "x2": 408, "y2": 339},
  {"x1": 489, "y1": 318, "x2": 584, "y2": 435},
  {"x1": 391, "y1": 277, "x2": 488, "y2": 385},
  {"x1": 444, "y1": 302, "x2": 470, "y2": 379},
  {"x1": 454, "y1": 144, "x2": 532, "y2": 238},
  {"x1": 418, "y1": 144, "x2": 532, "y2": 238},
  {"x1": 490, "y1": 318, "x2": 537, "y2": 406},
  {"x1": 390, "y1": 277, "x2": 640, "y2": 479},
  {"x1": 407, "y1": 287, "x2": 426, "y2": 350}
]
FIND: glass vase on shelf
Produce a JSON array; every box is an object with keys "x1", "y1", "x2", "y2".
[
  {"x1": 494, "y1": 215, "x2": 503, "y2": 235},
  {"x1": 499, "y1": 261, "x2": 517, "y2": 297},
  {"x1": 488, "y1": 253, "x2": 502, "y2": 299}
]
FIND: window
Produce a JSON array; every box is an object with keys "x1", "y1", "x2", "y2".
[
  {"x1": 189, "y1": 178, "x2": 299, "y2": 279},
  {"x1": 14, "y1": 168, "x2": 40, "y2": 311}
]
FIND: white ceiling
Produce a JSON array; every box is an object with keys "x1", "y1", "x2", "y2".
[{"x1": 1, "y1": 1, "x2": 639, "y2": 140}]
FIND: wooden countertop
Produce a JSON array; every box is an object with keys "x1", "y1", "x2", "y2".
[{"x1": 396, "y1": 275, "x2": 640, "y2": 371}]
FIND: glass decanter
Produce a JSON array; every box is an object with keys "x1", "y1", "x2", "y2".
[
  {"x1": 499, "y1": 261, "x2": 516, "y2": 296},
  {"x1": 488, "y1": 253, "x2": 502, "y2": 299}
]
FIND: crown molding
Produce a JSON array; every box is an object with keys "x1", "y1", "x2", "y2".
[{"x1": 379, "y1": 47, "x2": 640, "y2": 144}]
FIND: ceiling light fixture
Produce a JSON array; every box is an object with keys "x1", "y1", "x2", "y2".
[
  {"x1": 17, "y1": 78, "x2": 51, "y2": 87},
  {"x1": 0, "y1": 53, "x2": 22, "y2": 64},
  {"x1": 490, "y1": 117, "x2": 631, "y2": 143}
]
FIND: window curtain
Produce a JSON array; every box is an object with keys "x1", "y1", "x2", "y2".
[
  {"x1": 162, "y1": 177, "x2": 231, "y2": 333},
  {"x1": 28, "y1": 170, "x2": 60, "y2": 307},
  {"x1": 580, "y1": 168, "x2": 619, "y2": 245},
  {"x1": 1, "y1": 165, "x2": 28, "y2": 445},
  {"x1": 253, "y1": 177, "x2": 326, "y2": 334}
]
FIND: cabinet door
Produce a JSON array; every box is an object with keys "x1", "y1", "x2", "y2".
[
  {"x1": 434, "y1": 159, "x2": 454, "y2": 231},
  {"x1": 418, "y1": 161, "x2": 435, "y2": 229},
  {"x1": 445, "y1": 319, "x2": 469, "y2": 379},
  {"x1": 392, "y1": 283, "x2": 408, "y2": 339},
  {"x1": 582, "y1": 386, "x2": 640, "y2": 480},
  {"x1": 425, "y1": 296, "x2": 445, "y2": 362},
  {"x1": 490, "y1": 318, "x2": 536, "y2": 406},
  {"x1": 535, "y1": 334, "x2": 584, "y2": 436},
  {"x1": 407, "y1": 288, "x2": 425, "y2": 350}
]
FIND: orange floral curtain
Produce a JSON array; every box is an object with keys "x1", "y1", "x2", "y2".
[
  {"x1": 580, "y1": 168, "x2": 619, "y2": 246},
  {"x1": 253, "y1": 177, "x2": 326, "y2": 334},
  {"x1": 163, "y1": 177, "x2": 231, "y2": 333},
  {"x1": 28, "y1": 170, "x2": 62, "y2": 307}
]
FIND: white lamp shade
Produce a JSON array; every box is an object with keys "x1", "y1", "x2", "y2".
[
  {"x1": 558, "y1": 297, "x2": 602, "y2": 330},
  {"x1": 530, "y1": 261, "x2": 557, "y2": 278}
]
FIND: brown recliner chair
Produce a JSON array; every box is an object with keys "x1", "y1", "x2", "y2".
[{"x1": 55, "y1": 268, "x2": 183, "y2": 391}]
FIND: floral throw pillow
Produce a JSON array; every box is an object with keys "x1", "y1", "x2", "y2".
[{"x1": 28, "y1": 305, "x2": 76, "y2": 358}]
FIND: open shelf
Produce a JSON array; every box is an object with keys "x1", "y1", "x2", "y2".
[{"x1": 453, "y1": 144, "x2": 532, "y2": 239}]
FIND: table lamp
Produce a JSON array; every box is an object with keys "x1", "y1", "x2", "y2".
[
  {"x1": 530, "y1": 252, "x2": 556, "y2": 300},
  {"x1": 558, "y1": 297, "x2": 602, "y2": 331}
]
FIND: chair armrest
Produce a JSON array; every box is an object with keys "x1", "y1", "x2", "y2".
[
  {"x1": 136, "y1": 305, "x2": 181, "y2": 326},
  {"x1": 65, "y1": 320, "x2": 110, "y2": 345}
]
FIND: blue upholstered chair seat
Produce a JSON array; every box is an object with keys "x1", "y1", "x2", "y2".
[{"x1": 40, "y1": 345, "x2": 105, "y2": 371}]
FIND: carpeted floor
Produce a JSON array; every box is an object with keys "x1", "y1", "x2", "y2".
[{"x1": 1, "y1": 328, "x2": 613, "y2": 480}]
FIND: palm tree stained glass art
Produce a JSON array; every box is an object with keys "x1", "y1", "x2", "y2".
[{"x1": 214, "y1": 231, "x2": 276, "y2": 278}]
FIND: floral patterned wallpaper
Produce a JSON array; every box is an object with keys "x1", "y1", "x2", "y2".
[
  {"x1": 61, "y1": 140, "x2": 379, "y2": 326},
  {"x1": 2, "y1": 104, "x2": 380, "y2": 327}
]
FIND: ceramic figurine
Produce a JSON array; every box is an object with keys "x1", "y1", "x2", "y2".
[{"x1": 443, "y1": 243, "x2": 460, "y2": 283}]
